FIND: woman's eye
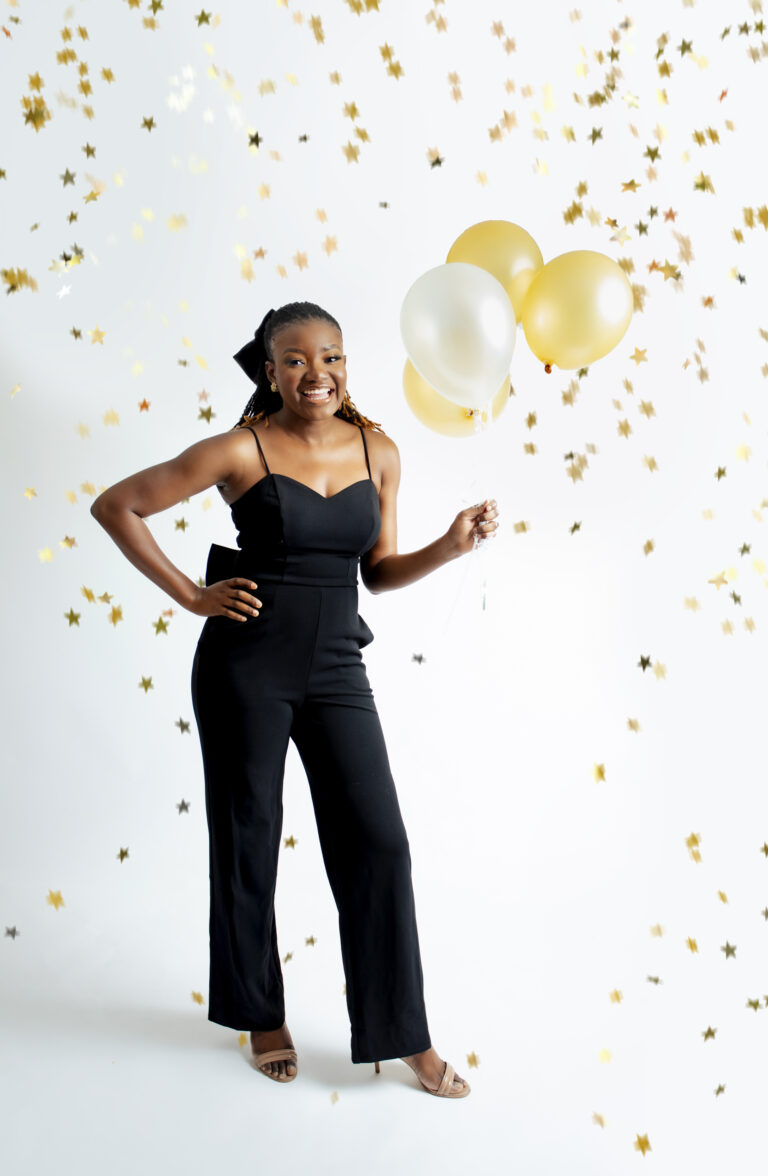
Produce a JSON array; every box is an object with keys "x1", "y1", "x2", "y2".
[{"x1": 287, "y1": 356, "x2": 341, "y2": 365}]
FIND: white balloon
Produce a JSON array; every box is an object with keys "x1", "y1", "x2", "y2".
[{"x1": 400, "y1": 262, "x2": 516, "y2": 408}]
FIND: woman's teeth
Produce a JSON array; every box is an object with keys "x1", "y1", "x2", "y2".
[{"x1": 303, "y1": 389, "x2": 332, "y2": 401}]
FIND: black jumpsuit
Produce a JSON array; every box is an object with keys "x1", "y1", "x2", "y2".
[{"x1": 190, "y1": 423, "x2": 433, "y2": 1064}]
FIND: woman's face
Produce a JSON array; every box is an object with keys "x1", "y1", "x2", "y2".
[{"x1": 265, "y1": 320, "x2": 346, "y2": 416}]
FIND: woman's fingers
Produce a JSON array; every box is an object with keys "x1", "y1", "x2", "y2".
[{"x1": 475, "y1": 501, "x2": 499, "y2": 538}]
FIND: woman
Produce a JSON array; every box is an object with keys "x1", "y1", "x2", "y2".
[{"x1": 91, "y1": 301, "x2": 500, "y2": 1098}]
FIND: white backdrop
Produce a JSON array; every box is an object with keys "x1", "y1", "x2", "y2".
[{"x1": 2, "y1": 1, "x2": 768, "y2": 1173}]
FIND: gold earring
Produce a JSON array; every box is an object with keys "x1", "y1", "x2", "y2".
[{"x1": 270, "y1": 382, "x2": 277, "y2": 392}]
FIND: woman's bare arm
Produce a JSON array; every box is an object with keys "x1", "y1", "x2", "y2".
[
  {"x1": 91, "y1": 432, "x2": 242, "y2": 611},
  {"x1": 361, "y1": 434, "x2": 463, "y2": 595}
]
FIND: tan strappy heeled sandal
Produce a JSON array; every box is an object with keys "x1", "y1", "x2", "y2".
[
  {"x1": 372, "y1": 1058, "x2": 471, "y2": 1097},
  {"x1": 252, "y1": 1047, "x2": 298, "y2": 1082}
]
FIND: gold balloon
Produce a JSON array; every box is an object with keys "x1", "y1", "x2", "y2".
[
  {"x1": 403, "y1": 358, "x2": 511, "y2": 437},
  {"x1": 446, "y1": 220, "x2": 543, "y2": 321},
  {"x1": 520, "y1": 250, "x2": 634, "y2": 371}
]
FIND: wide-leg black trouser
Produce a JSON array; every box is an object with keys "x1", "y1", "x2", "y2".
[{"x1": 190, "y1": 580, "x2": 432, "y2": 1063}]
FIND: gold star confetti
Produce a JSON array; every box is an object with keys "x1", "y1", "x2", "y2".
[
  {"x1": 21, "y1": 93, "x2": 52, "y2": 131},
  {"x1": 2, "y1": 267, "x2": 38, "y2": 292}
]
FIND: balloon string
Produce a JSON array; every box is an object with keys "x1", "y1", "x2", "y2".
[
  {"x1": 419, "y1": 400, "x2": 494, "y2": 664},
  {"x1": 465, "y1": 401, "x2": 492, "y2": 615}
]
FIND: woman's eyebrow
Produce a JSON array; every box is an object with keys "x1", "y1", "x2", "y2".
[{"x1": 281, "y1": 345, "x2": 339, "y2": 355}]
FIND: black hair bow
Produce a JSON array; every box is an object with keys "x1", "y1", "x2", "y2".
[{"x1": 232, "y1": 308, "x2": 276, "y2": 383}]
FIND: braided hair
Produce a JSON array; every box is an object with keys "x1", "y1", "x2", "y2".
[{"x1": 231, "y1": 301, "x2": 384, "y2": 434}]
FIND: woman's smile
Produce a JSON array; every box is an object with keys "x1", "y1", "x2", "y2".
[{"x1": 301, "y1": 387, "x2": 335, "y2": 402}]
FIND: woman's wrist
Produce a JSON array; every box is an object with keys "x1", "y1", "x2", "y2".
[{"x1": 439, "y1": 532, "x2": 463, "y2": 562}]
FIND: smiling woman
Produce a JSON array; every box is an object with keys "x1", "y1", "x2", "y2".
[
  {"x1": 230, "y1": 300, "x2": 382, "y2": 435},
  {"x1": 92, "y1": 298, "x2": 495, "y2": 1097},
  {"x1": 193, "y1": 302, "x2": 476, "y2": 1092}
]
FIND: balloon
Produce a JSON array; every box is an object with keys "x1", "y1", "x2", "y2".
[
  {"x1": 402, "y1": 358, "x2": 511, "y2": 437},
  {"x1": 446, "y1": 220, "x2": 543, "y2": 321},
  {"x1": 520, "y1": 250, "x2": 633, "y2": 371},
  {"x1": 400, "y1": 263, "x2": 516, "y2": 409}
]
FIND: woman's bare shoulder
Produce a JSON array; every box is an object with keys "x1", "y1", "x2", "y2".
[
  {"x1": 214, "y1": 422, "x2": 260, "y2": 478},
  {"x1": 359, "y1": 423, "x2": 399, "y2": 490},
  {"x1": 356, "y1": 418, "x2": 395, "y2": 443},
  {"x1": 228, "y1": 420, "x2": 262, "y2": 448}
]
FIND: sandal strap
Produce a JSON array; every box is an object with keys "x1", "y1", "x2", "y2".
[
  {"x1": 253, "y1": 1047, "x2": 298, "y2": 1066},
  {"x1": 436, "y1": 1061, "x2": 455, "y2": 1096}
]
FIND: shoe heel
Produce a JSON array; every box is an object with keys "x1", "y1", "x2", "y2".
[{"x1": 374, "y1": 1061, "x2": 380, "y2": 1074}]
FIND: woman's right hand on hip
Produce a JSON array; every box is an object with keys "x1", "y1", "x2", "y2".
[{"x1": 189, "y1": 579, "x2": 262, "y2": 621}]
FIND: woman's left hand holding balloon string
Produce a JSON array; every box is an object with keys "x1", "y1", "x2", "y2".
[{"x1": 444, "y1": 498, "x2": 499, "y2": 558}]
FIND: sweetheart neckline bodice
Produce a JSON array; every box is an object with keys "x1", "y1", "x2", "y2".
[{"x1": 230, "y1": 471, "x2": 378, "y2": 510}]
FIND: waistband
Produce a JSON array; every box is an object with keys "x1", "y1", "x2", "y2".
[{"x1": 234, "y1": 547, "x2": 359, "y2": 587}]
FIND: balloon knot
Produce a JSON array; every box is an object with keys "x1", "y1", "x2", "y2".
[{"x1": 544, "y1": 363, "x2": 552, "y2": 374}]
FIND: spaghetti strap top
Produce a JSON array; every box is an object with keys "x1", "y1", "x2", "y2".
[
  {"x1": 249, "y1": 426, "x2": 270, "y2": 473},
  {"x1": 226, "y1": 422, "x2": 380, "y2": 586},
  {"x1": 248, "y1": 423, "x2": 373, "y2": 484}
]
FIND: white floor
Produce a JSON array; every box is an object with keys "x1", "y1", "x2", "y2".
[
  {"x1": 4, "y1": 880, "x2": 760, "y2": 1176},
  {"x1": 1, "y1": 992, "x2": 610, "y2": 1176}
]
